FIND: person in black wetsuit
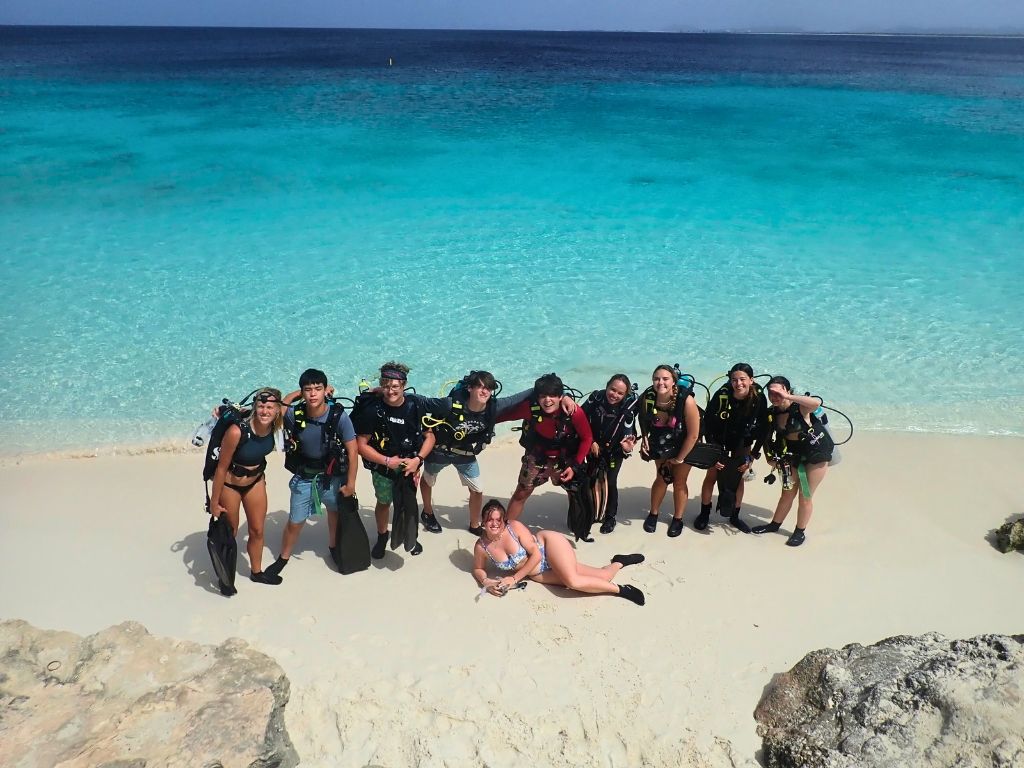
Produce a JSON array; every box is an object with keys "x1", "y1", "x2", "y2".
[
  {"x1": 352, "y1": 361, "x2": 435, "y2": 559},
  {"x1": 637, "y1": 365, "x2": 702, "y2": 538},
  {"x1": 752, "y1": 375, "x2": 834, "y2": 547},
  {"x1": 419, "y1": 371, "x2": 532, "y2": 536},
  {"x1": 696, "y1": 363, "x2": 769, "y2": 533},
  {"x1": 582, "y1": 374, "x2": 638, "y2": 535}
]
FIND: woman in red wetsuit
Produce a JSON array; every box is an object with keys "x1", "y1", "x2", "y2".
[{"x1": 504, "y1": 373, "x2": 593, "y2": 525}]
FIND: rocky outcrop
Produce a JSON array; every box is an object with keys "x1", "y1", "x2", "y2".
[
  {"x1": 0, "y1": 620, "x2": 298, "y2": 768},
  {"x1": 995, "y1": 517, "x2": 1024, "y2": 553},
  {"x1": 754, "y1": 632, "x2": 1024, "y2": 768}
]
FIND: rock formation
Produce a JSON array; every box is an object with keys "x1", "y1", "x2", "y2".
[
  {"x1": 754, "y1": 632, "x2": 1024, "y2": 768},
  {"x1": 0, "y1": 620, "x2": 298, "y2": 768},
  {"x1": 995, "y1": 517, "x2": 1024, "y2": 553}
]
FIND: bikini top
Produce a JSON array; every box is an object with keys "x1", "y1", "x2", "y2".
[{"x1": 482, "y1": 526, "x2": 529, "y2": 572}]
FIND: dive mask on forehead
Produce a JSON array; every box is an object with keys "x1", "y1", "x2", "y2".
[{"x1": 255, "y1": 393, "x2": 280, "y2": 404}]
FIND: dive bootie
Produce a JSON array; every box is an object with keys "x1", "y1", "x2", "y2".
[
  {"x1": 643, "y1": 513, "x2": 658, "y2": 533},
  {"x1": 694, "y1": 502, "x2": 712, "y2": 531},
  {"x1": 786, "y1": 529, "x2": 806, "y2": 547},
  {"x1": 616, "y1": 584, "x2": 645, "y2": 606},
  {"x1": 751, "y1": 521, "x2": 781, "y2": 535},
  {"x1": 250, "y1": 571, "x2": 283, "y2": 585},
  {"x1": 265, "y1": 556, "x2": 288, "y2": 578},
  {"x1": 600, "y1": 516, "x2": 616, "y2": 534},
  {"x1": 371, "y1": 532, "x2": 389, "y2": 559},
  {"x1": 421, "y1": 511, "x2": 442, "y2": 534},
  {"x1": 728, "y1": 511, "x2": 751, "y2": 534},
  {"x1": 611, "y1": 553, "x2": 644, "y2": 567},
  {"x1": 667, "y1": 517, "x2": 684, "y2": 538}
]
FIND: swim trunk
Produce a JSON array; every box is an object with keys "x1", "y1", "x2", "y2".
[
  {"x1": 422, "y1": 458, "x2": 483, "y2": 494},
  {"x1": 288, "y1": 474, "x2": 343, "y2": 524},
  {"x1": 516, "y1": 454, "x2": 564, "y2": 492},
  {"x1": 371, "y1": 471, "x2": 395, "y2": 505}
]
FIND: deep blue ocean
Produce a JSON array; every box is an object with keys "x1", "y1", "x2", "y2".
[{"x1": 1, "y1": 27, "x2": 1023, "y2": 455}]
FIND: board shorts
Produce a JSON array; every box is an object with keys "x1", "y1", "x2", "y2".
[
  {"x1": 422, "y1": 458, "x2": 483, "y2": 494},
  {"x1": 516, "y1": 453, "x2": 565, "y2": 492},
  {"x1": 288, "y1": 474, "x2": 343, "y2": 523}
]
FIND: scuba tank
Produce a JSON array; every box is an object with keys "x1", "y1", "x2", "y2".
[
  {"x1": 191, "y1": 391, "x2": 257, "y2": 447},
  {"x1": 191, "y1": 414, "x2": 219, "y2": 447}
]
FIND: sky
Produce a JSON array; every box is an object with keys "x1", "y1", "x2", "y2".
[{"x1": 1, "y1": 0, "x2": 1023, "y2": 33}]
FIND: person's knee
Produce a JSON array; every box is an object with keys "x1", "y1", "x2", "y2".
[
  {"x1": 248, "y1": 523, "x2": 264, "y2": 540},
  {"x1": 562, "y1": 575, "x2": 585, "y2": 591}
]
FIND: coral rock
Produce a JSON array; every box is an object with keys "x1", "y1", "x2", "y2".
[
  {"x1": 0, "y1": 620, "x2": 298, "y2": 768},
  {"x1": 754, "y1": 632, "x2": 1024, "y2": 768}
]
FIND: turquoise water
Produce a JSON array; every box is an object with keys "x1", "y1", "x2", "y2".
[{"x1": 2, "y1": 29, "x2": 1023, "y2": 454}]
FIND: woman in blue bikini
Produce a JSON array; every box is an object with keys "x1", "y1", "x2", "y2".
[{"x1": 472, "y1": 500, "x2": 646, "y2": 605}]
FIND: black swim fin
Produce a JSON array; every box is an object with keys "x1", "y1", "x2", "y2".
[
  {"x1": 399, "y1": 474, "x2": 420, "y2": 553},
  {"x1": 334, "y1": 493, "x2": 371, "y2": 574},
  {"x1": 206, "y1": 514, "x2": 237, "y2": 595},
  {"x1": 565, "y1": 478, "x2": 596, "y2": 542},
  {"x1": 715, "y1": 453, "x2": 743, "y2": 517},
  {"x1": 389, "y1": 473, "x2": 403, "y2": 551},
  {"x1": 390, "y1": 472, "x2": 420, "y2": 554}
]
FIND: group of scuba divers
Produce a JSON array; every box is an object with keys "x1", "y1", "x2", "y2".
[{"x1": 197, "y1": 360, "x2": 850, "y2": 605}]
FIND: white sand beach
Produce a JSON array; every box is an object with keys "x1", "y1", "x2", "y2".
[{"x1": 1, "y1": 432, "x2": 1021, "y2": 767}]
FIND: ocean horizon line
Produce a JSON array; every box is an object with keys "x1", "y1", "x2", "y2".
[{"x1": 2, "y1": 24, "x2": 1023, "y2": 39}]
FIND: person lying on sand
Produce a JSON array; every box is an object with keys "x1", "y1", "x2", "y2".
[{"x1": 472, "y1": 500, "x2": 646, "y2": 605}]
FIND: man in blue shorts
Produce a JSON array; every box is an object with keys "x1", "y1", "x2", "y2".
[{"x1": 265, "y1": 368, "x2": 358, "y2": 579}]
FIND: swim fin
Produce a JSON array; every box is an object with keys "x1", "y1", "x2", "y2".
[
  {"x1": 715, "y1": 453, "x2": 743, "y2": 517},
  {"x1": 206, "y1": 514, "x2": 237, "y2": 595},
  {"x1": 565, "y1": 477, "x2": 596, "y2": 542},
  {"x1": 390, "y1": 472, "x2": 420, "y2": 554},
  {"x1": 333, "y1": 493, "x2": 371, "y2": 574}
]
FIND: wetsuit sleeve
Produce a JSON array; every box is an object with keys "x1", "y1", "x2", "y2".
[
  {"x1": 494, "y1": 389, "x2": 532, "y2": 421},
  {"x1": 496, "y1": 398, "x2": 532, "y2": 424},
  {"x1": 415, "y1": 394, "x2": 452, "y2": 417},
  {"x1": 337, "y1": 412, "x2": 356, "y2": 443},
  {"x1": 621, "y1": 409, "x2": 637, "y2": 440},
  {"x1": 570, "y1": 408, "x2": 593, "y2": 465},
  {"x1": 581, "y1": 397, "x2": 596, "y2": 421},
  {"x1": 751, "y1": 395, "x2": 771, "y2": 455}
]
